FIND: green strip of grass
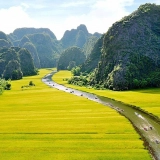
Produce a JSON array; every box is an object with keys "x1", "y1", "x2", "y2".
[
  {"x1": 53, "y1": 70, "x2": 160, "y2": 118},
  {"x1": 0, "y1": 69, "x2": 151, "y2": 160}
]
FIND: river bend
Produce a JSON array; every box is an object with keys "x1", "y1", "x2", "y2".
[{"x1": 42, "y1": 71, "x2": 160, "y2": 160}]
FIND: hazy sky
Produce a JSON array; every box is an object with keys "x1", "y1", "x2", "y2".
[{"x1": 0, "y1": 0, "x2": 159, "y2": 39}]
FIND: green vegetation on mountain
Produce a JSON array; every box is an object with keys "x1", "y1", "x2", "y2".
[
  {"x1": 0, "y1": 47, "x2": 37, "y2": 80},
  {"x1": 8, "y1": 28, "x2": 62, "y2": 68},
  {"x1": 0, "y1": 31, "x2": 12, "y2": 48},
  {"x1": 19, "y1": 48, "x2": 37, "y2": 76},
  {"x1": 60, "y1": 24, "x2": 88, "y2": 49},
  {"x1": 57, "y1": 46, "x2": 86, "y2": 70},
  {"x1": 19, "y1": 35, "x2": 30, "y2": 47},
  {"x1": 0, "y1": 39, "x2": 11, "y2": 48},
  {"x1": 82, "y1": 35, "x2": 99, "y2": 56},
  {"x1": 6, "y1": 26, "x2": 101, "y2": 70},
  {"x1": 27, "y1": 33, "x2": 60, "y2": 68},
  {"x1": 81, "y1": 35, "x2": 104, "y2": 73},
  {"x1": 0, "y1": 31, "x2": 8, "y2": 41},
  {"x1": 0, "y1": 78, "x2": 11, "y2": 94},
  {"x1": 9, "y1": 28, "x2": 57, "y2": 41},
  {"x1": 22, "y1": 42, "x2": 41, "y2": 68},
  {"x1": 80, "y1": 3, "x2": 160, "y2": 91},
  {"x1": 60, "y1": 24, "x2": 101, "y2": 50},
  {"x1": 3, "y1": 60, "x2": 23, "y2": 80}
]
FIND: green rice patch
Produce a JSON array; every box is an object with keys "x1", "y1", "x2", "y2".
[
  {"x1": 0, "y1": 69, "x2": 151, "y2": 160},
  {"x1": 53, "y1": 70, "x2": 160, "y2": 118}
]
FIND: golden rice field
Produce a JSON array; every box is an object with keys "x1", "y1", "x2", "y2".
[
  {"x1": 53, "y1": 70, "x2": 160, "y2": 118},
  {"x1": 0, "y1": 69, "x2": 151, "y2": 160}
]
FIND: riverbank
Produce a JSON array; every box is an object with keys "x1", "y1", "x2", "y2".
[
  {"x1": 52, "y1": 70, "x2": 160, "y2": 160},
  {"x1": 53, "y1": 70, "x2": 160, "y2": 119},
  {"x1": 0, "y1": 69, "x2": 151, "y2": 160}
]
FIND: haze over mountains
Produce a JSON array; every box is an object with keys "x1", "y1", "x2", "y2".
[
  {"x1": 0, "y1": 24, "x2": 101, "y2": 80},
  {"x1": 0, "y1": 3, "x2": 160, "y2": 90}
]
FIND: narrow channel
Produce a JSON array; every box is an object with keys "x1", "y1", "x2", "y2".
[{"x1": 42, "y1": 71, "x2": 160, "y2": 160}]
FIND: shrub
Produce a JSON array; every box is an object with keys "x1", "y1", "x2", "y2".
[{"x1": 29, "y1": 81, "x2": 35, "y2": 86}]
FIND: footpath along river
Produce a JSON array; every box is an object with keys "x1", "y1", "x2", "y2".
[{"x1": 42, "y1": 71, "x2": 160, "y2": 160}]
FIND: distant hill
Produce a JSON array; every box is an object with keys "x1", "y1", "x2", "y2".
[
  {"x1": 0, "y1": 47, "x2": 37, "y2": 80},
  {"x1": 7, "y1": 26, "x2": 101, "y2": 68},
  {"x1": 83, "y1": 35, "x2": 100, "y2": 56},
  {"x1": 8, "y1": 28, "x2": 62, "y2": 68},
  {"x1": 22, "y1": 42, "x2": 41, "y2": 68},
  {"x1": 21, "y1": 33, "x2": 60, "y2": 68},
  {"x1": 60, "y1": 24, "x2": 101, "y2": 50},
  {"x1": 90, "y1": 3, "x2": 160, "y2": 90},
  {"x1": 57, "y1": 46, "x2": 86, "y2": 70},
  {"x1": 80, "y1": 35, "x2": 104, "y2": 73},
  {"x1": 8, "y1": 27, "x2": 57, "y2": 41},
  {"x1": 0, "y1": 31, "x2": 12, "y2": 48}
]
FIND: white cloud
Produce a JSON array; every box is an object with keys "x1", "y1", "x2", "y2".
[
  {"x1": 0, "y1": 6, "x2": 38, "y2": 34},
  {"x1": 20, "y1": 3, "x2": 30, "y2": 10},
  {"x1": 63, "y1": 0, "x2": 134, "y2": 36},
  {"x1": 61, "y1": 1, "x2": 88, "y2": 7},
  {"x1": 0, "y1": 0, "x2": 152, "y2": 40},
  {"x1": 155, "y1": 0, "x2": 160, "y2": 4}
]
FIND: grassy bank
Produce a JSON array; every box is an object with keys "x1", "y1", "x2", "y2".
[
  {"x1": 53, "y1": 70, "x2": 160, "y2": 118},
  {"x1": 0, "y1": 69, "x2": 151, "y2": 160}
]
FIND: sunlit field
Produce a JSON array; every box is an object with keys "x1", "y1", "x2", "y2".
[
  {"x1": 0, "y1": 69, "x2": 151, "y2": 160},
  {"x1": 53, "y1": 70, "x2": 160, "y2": 118}
]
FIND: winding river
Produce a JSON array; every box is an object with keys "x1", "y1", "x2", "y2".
[{"x1": 42, "y1": 71, "x2": 160, "y2": 160}]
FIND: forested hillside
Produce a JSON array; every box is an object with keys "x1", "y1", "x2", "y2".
[
  {"x1": 0, "y1": 31, "x2": 12, "y2": 48},
  {"x1": 2, "y1": 3, "x2": 160, "y2": 91},
  {"x1": 80, "y1": 35, "x2": 104, "y2": 73},
  {"x1": 0, "y1": 31, "x2": 37, "y2": 80},
  {"x1": 8, "y1": 27, "x2": 57, "y2": 42},
  {"x1": 0, "y1": 47, "x2": 37, "y2": 80},
  {"x1": 87, "y1": 3, "x2": 160, "y2": 90},
  {"x1": 8, "y1": 28, "x2": 62, "y2": 68},
  {"x1": 57, "y1": 46, "x2": 86, "y2": 70},
  {"x1": 6, "y1": 26, "x2": 101, "y2": 68},
  {"x1": 60, "y1": 24, "x2": 101, "y2": 51}
]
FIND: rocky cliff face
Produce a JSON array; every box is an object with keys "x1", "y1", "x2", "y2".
[
  {"x1": 9, "y1": 28, "x2": 57, "y2": 41},
  {"x1": 0, "y1": 47, "x2": 37, "y2": 80},
  {"x1": 7, "y1": 26, "x2": 101, "y2": 69},
  {"x1": 0, "y1": 31, "x2": 12, "y2": 48},
  {"x1": 57, "y1": 46, "x2": 86, "y2": 70},
  {"x1": 91, "y1": 3, "x2": 160, "y2": 90},
  {"x1": 80, "y1": 35, "x2": 104, "y2": 73},
  {"x1": 8, "y1": 28, "x2": 61, "y2": 68},
  {"x1": 60, "y1": 24, "x2": 101, "y2": 50}
]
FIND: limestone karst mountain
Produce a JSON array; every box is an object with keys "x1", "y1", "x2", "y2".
[{"x1": 90, "y1": 3, "x2": 160, "y2": 90}]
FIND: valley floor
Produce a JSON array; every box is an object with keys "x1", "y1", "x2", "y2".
[
  {"x1": 53, "y1": 70, "x2": 160, "y2": 119},
  {"x1": 0, "y1": 69, "x2": 151, "y2": 160}
]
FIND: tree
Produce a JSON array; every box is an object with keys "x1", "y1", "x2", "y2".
[
  {"x1": 67, "y1": 61, "x2": 76, "y2": 70},
  {"x1": 57, "y1": 46, "x2": 86, "y2": 70},
  {"x1": 0, "y1": 78, "x2": 11, "y2": 95},
  {"x1": 71, "y1": 66, "x2": 81, "y2": 76},
  {"x1": 3, "y1": 60, "x2": 23, "y2": 80}
]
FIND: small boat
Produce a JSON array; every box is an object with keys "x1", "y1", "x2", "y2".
[
  {"x1": 155, "y1": 139, "x2": 160, "y2": 144},
  {"x1": 144, "y1": 127, "x2": 148, "y2": 131}
]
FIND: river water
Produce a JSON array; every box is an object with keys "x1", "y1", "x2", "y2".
[{"x1": 42, "y1": 71, "x2": 160, "y2": 160}]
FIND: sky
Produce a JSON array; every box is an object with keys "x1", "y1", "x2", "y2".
[{"x1": 0, "y1": 0, "x2": 159, "y2": 40}]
